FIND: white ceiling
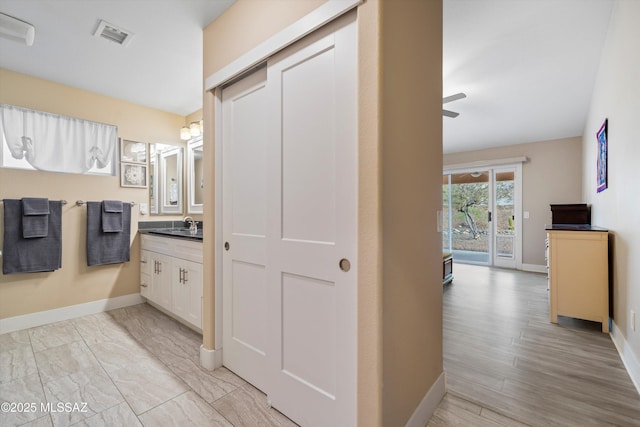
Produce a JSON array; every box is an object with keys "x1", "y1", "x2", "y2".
[
  {"x1": 0, "y1": 0, "x2": 235, "y2": 116},
  {"x1": 443, "y1": 0, "x2": 614, "y2": 154},
  {"x1": 0, "y1": 0, "x2": 615, "y2": 152}
]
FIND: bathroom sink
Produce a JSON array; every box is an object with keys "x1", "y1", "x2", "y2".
[{"x1": 148, "y1": 228, "x2": 203, "y2": 240}]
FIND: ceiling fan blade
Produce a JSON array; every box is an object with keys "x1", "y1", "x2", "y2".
[
  {"x1": 443, "y1": 92, "x2": 467, "y2": 104},
  {"x1": 443, "y1": 109, "x2": 459, "y2": 118}
]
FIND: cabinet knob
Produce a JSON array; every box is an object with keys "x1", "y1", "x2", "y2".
[
  {"x1": 141, "y1": 284, "x2": 148, "y2": 288},
  {"x1": 224, "y1": 242, "x2": 230, "y2": 251}
]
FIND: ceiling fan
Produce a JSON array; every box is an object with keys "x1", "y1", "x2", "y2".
[{"x1": 443, "y1": 92, "x2": 466, "y2": 118}]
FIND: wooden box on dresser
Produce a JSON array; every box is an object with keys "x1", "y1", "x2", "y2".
[
  {"x1": 546, "y1": 225, "x2": 609, "y2": 333},
  {"x1": 140, "y1": 233, "x2": 203, "y2": 331}
]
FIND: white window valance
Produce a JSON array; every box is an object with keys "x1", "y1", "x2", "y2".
[{"x1": 0, "y1": 104, "x2": 117, "y2": 174}]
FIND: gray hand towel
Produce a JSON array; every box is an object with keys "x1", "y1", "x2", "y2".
[
  {"x1": 22, "y1": 197, "x2": 50, "y2": 238},
  {"x1": 86, "y1": 201, "x2": 131, "y2": 266},
  {"x1": 102, "y1": 200, "x2": 123, "y2": 232},
  {"x1": 3, "y1": 199, "x2": 62, "y2": 274},
  {"x1": 22, "y1": 197, "x2": 50, "y2": 215}
]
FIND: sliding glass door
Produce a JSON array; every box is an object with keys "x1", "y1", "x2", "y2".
[
  {"x1": 443, "y1": 171, "x2": 490, "y2": 264},
  {"x1": 443, "y1": 164, "x2": 521, "y2": 269},
  {"x1": 493, "y1": 168, "x2": 516, "y2": 268}
]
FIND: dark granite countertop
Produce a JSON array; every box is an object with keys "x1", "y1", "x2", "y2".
[
  {"x1": 545, "y1": 224, "x2": 608, "y2": 232},
  {"x1": 139, "y1": 228, "x2": 203, "y2": 241}
]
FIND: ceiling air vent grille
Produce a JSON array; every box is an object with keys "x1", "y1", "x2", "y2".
[{"x1": 94, "y1": 20, "x2": 134, "y2": 47}]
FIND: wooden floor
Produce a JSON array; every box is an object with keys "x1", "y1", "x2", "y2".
[{"x1": 428, "y1": 264, "x2": 640, "y2": 427}]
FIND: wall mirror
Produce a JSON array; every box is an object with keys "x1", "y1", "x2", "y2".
[
  {"x1": 149, "y1": 143, "x2": 183, "y2": 215},
  {"x1": 187, "y1": 137, "x2": 204, "y2": 214}
]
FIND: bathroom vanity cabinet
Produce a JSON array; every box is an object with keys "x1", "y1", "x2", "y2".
[{"x1": 140, "y1": 234, "x2": 203, "y2": 330}]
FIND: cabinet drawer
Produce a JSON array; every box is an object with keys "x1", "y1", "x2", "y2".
[
  {"x1": 141, "y1": 234, "x2": 173, "y2": 255},
  {"x1": 173, "y1": 239, "x2": 203, "y2": 263},
  {"x1": 141, "y1": 234, "x2": 203, "y2": 263}
]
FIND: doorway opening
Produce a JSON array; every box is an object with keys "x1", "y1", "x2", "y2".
[{"x1": 443, "y1": 163, "x2": 521, "y2": 269}]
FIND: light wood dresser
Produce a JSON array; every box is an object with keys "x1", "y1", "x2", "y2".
[{"x1": 546, "y1": 225, "x2": 609, "y2": 333}]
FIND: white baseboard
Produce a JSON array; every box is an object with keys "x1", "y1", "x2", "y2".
[
  {"x1": 0, "y1": 293, "x2": 144, "y2": 334},
  {"x1": 200, "y1": 345, "x2": 223, "y2": 371},
  {"x1": 521, "y1": 263, "x2": 547, "y2": 273},
  {"x1": 610, "y1": 322, "x2": 640, "y2": 395},
  {"x1": 405, "y1": 371, "x2": 446, "y2": 427}
]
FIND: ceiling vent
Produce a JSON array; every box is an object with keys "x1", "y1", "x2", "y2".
[{"x1": 93, "y1": 20, "x2": 134, "y2": 47}]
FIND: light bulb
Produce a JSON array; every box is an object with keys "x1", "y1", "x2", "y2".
[{"x1": 189, "y1": 122, "x2": 201, "y2": 137}]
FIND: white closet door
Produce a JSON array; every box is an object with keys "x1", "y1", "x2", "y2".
[
  {"x1": 266, "y1": 14, "x2": 357, "y2": 427},
  {"x1": 221, "y1": 67, "x2": 270, "y2": 392}
]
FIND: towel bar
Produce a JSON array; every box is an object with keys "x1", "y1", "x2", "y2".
[
  {"x1": 1, "y1": 199, "x2": 67, "y2": 205},
  {"x1": 75, "y1": 200, "x2": 136, "y2": 206}
]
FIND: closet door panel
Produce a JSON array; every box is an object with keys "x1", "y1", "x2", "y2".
[
  {"x1": 221, "y1": 12, "x2": 357, "y2": 426},
  {"x1": 266, "y1": 12, "x2": 357, "y2": 427},
  {"x1": 280, "y1": 46, "x2": 337, "y2": 244},
  {"x1": 222, "y1": 67, "x2": 270, "y2": 393}
]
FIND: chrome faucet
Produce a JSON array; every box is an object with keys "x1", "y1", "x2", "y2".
[{"x1": 183, "y1": 216, "x2": 197, "y2": 232}]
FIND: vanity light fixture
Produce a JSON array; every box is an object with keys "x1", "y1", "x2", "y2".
[
  {"x1": 180, "y1": 120, "x2": 203, "y2": 140},
  {"x1": 189, "y1": 121, "x2": 201, "y2": 137},
  {"x1": 0, "y1": 12, "x2": 35, "y2": 46},
  {"x1": 180, "y1": 126, "x2": 191, "y2": 141}
]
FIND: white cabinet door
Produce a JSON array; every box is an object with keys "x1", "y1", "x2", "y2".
[
  {"x1": 222, "y1": 67, "x2": 270, "y2": 393},
  {"x1": 172, "y1": 259, "x2": 203, "y2": 329},
  {"x1": 266, "y1": 15, "x2": 357, "y2": 427},
  {"x1": 149, "y1": 252, "x2": 173, "y2": 311},
  {"x1": 141, "y1": 235, "x2": 203, "y2": 330}
]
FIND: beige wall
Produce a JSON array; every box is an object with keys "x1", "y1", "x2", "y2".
[
  {"x1": 203, "y1": 0, "x2": 326, "y2": 77},
  {"x1": 380, "y1": 0, "x2": 443, "y2": 426},
  {"x1": 356, "y1": 1, "x2": 383, "y2": 425},
  {"x1": 0, "y1": 68, "x2": 185, "y2": 319},
  {"x1": 185, "y1": 109, "x2": 202, "y2": 126},
  {"x1": 444, "y1": 137, "x2": 583, "y2": 267},
  {"x1": 202, "y1": 0, "x2": 443, "y2": 425},
  {"x1": 581, "y1": 0, "x2": 640, "y2": 371}
]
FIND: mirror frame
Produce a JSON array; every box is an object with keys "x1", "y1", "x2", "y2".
[
  {"x1": 158, "y1": 145, "x2": 184, "y2": 215},
  {"x1": 187, "y1": 137, "x2": 204, "y2": 214},
  {"x1": 149, "y1": 144, "x2": 158, "y2": 214}
]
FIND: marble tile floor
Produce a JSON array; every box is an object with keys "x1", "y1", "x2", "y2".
[{"x1": 0, "y1": 303, "x2": 297, "y2": 427}]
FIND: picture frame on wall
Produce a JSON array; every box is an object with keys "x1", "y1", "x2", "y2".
[
  {"x1": 120, "y1": 138, "x2": 147, "y2": 164},
  {"x1": 120, "y1": 163, "x2": 147, "y2": 188},
  {"x1": 596, "y1": 119, "x2": 608, "y2": 193}
]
